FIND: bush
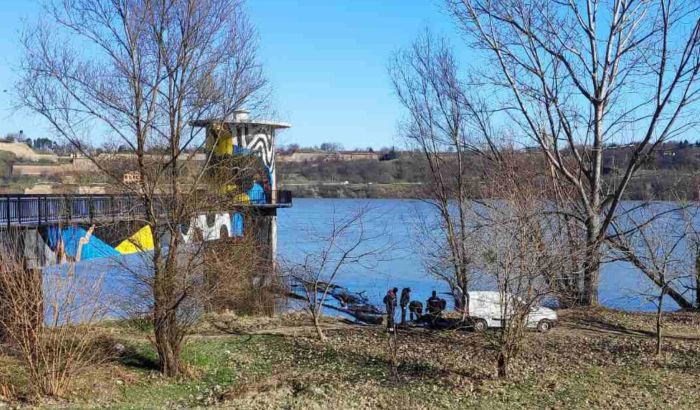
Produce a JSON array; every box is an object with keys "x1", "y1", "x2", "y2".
[{"x1": 0, "y1": 244, "x2": 108, "y2": 397}]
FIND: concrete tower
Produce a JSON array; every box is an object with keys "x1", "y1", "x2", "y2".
[{"x1": 191, "y1": 110, "x2": 291, "y2": 259}]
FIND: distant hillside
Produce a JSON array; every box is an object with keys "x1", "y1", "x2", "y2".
[
  {"x1": 0, "y1": 151, "x2": 16, "y2": 179},
  {"x1": 278, "y1": 142, "x2": 700, "y2": 200},
  {"x1": 0, "y1": 142, "x2": 58, "y2": 163}
]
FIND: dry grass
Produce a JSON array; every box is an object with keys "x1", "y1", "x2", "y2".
[{"x1": 0, "y1": 308, "x2": 699, "y2": 408}]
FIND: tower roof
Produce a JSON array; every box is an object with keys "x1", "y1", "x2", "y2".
[{"x1": 190, "y1": 109, "x2": 290, "y2": 129}]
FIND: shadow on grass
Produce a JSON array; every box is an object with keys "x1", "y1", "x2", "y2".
[
  {"x1": 281, "y1": 330, "x2": 488, "y2": 387},
  {"x1": 113, "y1": 344, "x2": 160, "y2": 371},
  {"x1": 566, "y1": 314, "x2": 700, "y2": 341},
  {"x1": 569, "y1": 316, "x2": 651, "y2": 336}
]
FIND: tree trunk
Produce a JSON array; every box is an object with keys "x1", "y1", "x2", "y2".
[
  {"x1": 386, "y1": 331, "x2": 399, "y2": 381},
  {"x1": 581, "y1": 218, "x2": 601, "y2": 306},
  {"x1": 451, "y1": 281, "x2": 470, "y2": 321},
  {"x1": 460, "y1": 291, "x2": 469, "y2": 321},
  {"x1": 656, "y1": 291, "x2": 664, "y2": 356},
  {"x1": 659, "y1": 284, "x2": 693, "y2": 310},
  {"x1": 695, "y1": 250, "x2": 700, "y2": 310},
  {"x1": 152, "y1": 254, "x2": 184, "y2": 377},
  {"x1": 313, "y1": 313, "x2": 326, "y2": 341},
  {"x1": 621, "y1": 247, "x2": 695, "y2": 310},
  {"x1": 496, "y1": 351, "x2": 507, "y2": 378},
  {"x1": 154, "y1": 307, "x2": 183, "y2": 377}
]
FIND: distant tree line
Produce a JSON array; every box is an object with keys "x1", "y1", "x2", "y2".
[{"x1": 279, "y1": 141, "x2": 700, "y2": 200}]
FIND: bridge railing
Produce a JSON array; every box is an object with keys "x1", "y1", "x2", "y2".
[{"x1": 0, "y1": 190, "x2": 292, "y2": 228}]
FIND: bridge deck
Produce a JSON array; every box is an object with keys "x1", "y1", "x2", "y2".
[{"x1": 0, "y1": 191, "x2": 291, "y2": 228}]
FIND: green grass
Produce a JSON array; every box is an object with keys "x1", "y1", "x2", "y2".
[
  {"x1": 80, "y1": 335, "x2": 291, "y2": 409},
  {"x1": 84, "y1": 334, "x2": 697, "y2": 409},
  {"x1": 5, "y1": 310, "x2": 700, "y2": 409}
]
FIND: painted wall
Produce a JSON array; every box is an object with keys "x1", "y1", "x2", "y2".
[{"x1": 33, "y1": 210, "x2": 247, "y2": 266}]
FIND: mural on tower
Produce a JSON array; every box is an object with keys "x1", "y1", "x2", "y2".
[
  {"x1": 226, "y1": 123, "x2": 276, "y2": 184},
  {"x1": 20, "y1": 111, "x2": 288, "y2": 268},
  {"x1": 31, "y1": 211, "x2": 247, "y2": 265}
]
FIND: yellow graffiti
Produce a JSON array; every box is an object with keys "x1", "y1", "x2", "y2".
[
  {"x1": 116, "y1": 225, "x2": 155, "y2": 254},
  {"x1": 220, "y1": 184, "x2": 251, "y2": 203},
  {"x1": 233, "y1": 192, "x2": 250, "y2": 204},
  {"x1": 207, "y1": 125, "x2": 234, "y2": 156}
]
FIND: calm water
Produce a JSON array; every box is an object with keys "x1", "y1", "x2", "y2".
[
  {"x1": 278, "y1": 198, "x2": 683, "y2": 312},
  {"x1": 56, "y1": 198, "x2": 684, "y2": 320}
]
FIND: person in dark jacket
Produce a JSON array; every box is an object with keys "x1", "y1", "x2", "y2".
[
  {"x1": 408, "y1": 300, "x2": 423, "y2": 321},
  {"x1": 399, "y1": 288, "x2": 411, "y2": 325},
  {"x1": 383, "y1": 287, "x2": 398, "y2": 330},
  {"x1": 426, "y1": 290, "x2": 443, "y2": 317}
]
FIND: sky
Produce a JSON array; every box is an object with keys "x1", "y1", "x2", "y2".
[{"x1": 0, "y1": 0, "x2": 464, "y2": 150}]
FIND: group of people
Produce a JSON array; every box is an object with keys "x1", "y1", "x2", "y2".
[{"x1": 383, "y1": 287, "x2": 448, "y2": 331}]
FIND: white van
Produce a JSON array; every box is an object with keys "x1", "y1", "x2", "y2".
[{"x1": 467, "y1": 291, "x2": 557, "y2": 333}]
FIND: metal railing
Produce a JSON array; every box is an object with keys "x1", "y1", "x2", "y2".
[{"x1": 0, "y1": 190, "x2": 292, "y2": 228}]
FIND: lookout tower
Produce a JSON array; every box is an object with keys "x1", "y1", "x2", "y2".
[
  {"x1": 191, "y1": 110, "x2": 291, "y2": 260},
  {"x1": 192, "y1": 110, "x2": 290, "y2": 194}
]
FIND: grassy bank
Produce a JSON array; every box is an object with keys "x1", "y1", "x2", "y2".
[{"x1": 1, "y1": 309, "x2": 699, "y2": 409}]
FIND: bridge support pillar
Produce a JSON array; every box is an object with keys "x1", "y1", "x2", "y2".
[
  {"x1": 0, "y1": 229, "x2": 44, "y2": 341},
  {"x1": 22, "y1": 228, "x2": 57, "y2": 269}
]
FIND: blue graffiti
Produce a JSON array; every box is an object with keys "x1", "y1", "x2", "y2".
[
  {"x1": 232, "y1": 213, "x2": 244, "y2": 237},
  {"x1": 46, "y1": 226, "x2": 120, "y2": 260}
]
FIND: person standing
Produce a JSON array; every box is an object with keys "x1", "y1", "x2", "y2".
[
  {"x1": 399, "y1": 288, "x2": 411, "y2": 325},
  {"x1": 427, "y1": 290, "x2": 442, "y2": 317},
  {"x1": 383, "y1": 287, "x2": 398, "y2": 331}
]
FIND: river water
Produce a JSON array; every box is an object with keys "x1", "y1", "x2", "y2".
[
  {"x1": 278, "y1": 198, "x2": 685, "y2": 312},
  {"x1": 53, "y1": 198, "x2": 684, "y2": 320}
]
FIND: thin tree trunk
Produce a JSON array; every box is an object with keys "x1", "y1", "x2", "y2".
[
  {"x1": 496, "y1": 351, "x2": 507, "y2": 378},
  {"x1": 695, "y1": 250, "x2": 700, "y2": 310},
  {"x1": 386, "y1": 330, "x2": 399, "y2": 381},
  {"x1": 656, "y1": 290, "x2": 664, "y2": 356},
  {"x1": 460, "y1": 291, "x2": 469, "y2": 322},
  {"x1": 313, "y1": 312, "x2": 326, "y2": 341}
]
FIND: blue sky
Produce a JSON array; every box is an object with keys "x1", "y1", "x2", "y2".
[{"x1": 0, "y1": 0, "x2": 462, "y2": 150}]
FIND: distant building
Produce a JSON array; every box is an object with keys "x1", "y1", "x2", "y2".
[
  {"x1": 12, "y1": 163, "x2": 74, "y2": 177},
  {"x1": 122, "y1": 171, "x2": 141, "y2": 184},
  {"x1": 11, "y1": 155, "x2": 99, "y2": 177},
  {"x1": 335, "y1": 151, "x2": 380, "y2": 161},
  {"x1": 277, "y1": 150, "x2": 380, "y2": 163},
  {"x1": 277, "y1": 150, "x2": 330, "y2": 163}
]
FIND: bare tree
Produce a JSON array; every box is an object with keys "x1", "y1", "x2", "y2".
[
  {"x1": 476, "y1": 152, "x2": 569, "y2": 378},
  {"x1": 680, "y1": 204, "x2": 700, "y2": 309},
  {"x1": 389, "y1": 31, "x2": 498, "y2": 318},
  {"x1": 17, "y1": 0, "x2": 268, "y2": 376},
  {"x1": 609, "y1": 204, "x2": 691, "y2": 354},
  {"x1": 450, "y1": 0, "x2": 700, "y2": 305},
  {"x1": 282, "y1": 206, "x2": 388, "y2": 341},
  {"x1": 609, "y1": 205, "x2": 694, "y2": 309}
]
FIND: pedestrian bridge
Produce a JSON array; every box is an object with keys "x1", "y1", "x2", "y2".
[
  {"x1": 1, "y1": 190, "x2": 292, "y2": 268},
  {"x1": 0, "y1": 191, "x2": 292, "y2": 228}
]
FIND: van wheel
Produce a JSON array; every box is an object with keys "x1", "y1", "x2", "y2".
[
  {"x1": 473, "y1": 319, "x2": 487, "y2": 332},
  {"x1": 537, "y1": 320, "x2": 552, "y2": 333}
]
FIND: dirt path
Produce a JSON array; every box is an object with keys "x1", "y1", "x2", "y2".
[{"x1": 201, "y1": 309, "x2": 700, "y2": 344}]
